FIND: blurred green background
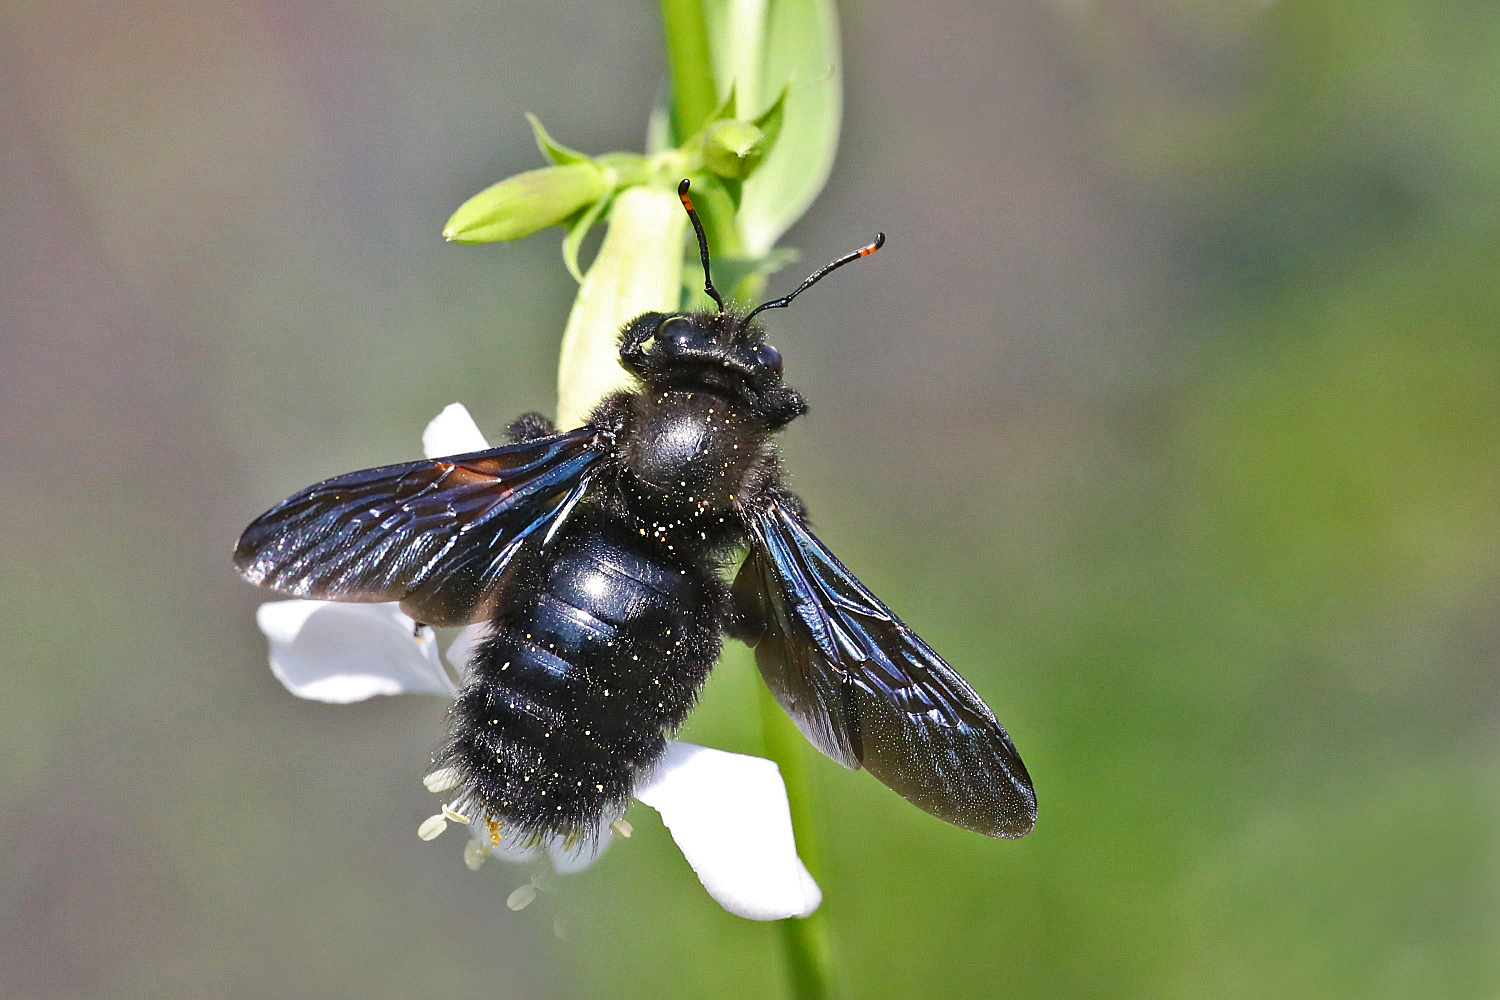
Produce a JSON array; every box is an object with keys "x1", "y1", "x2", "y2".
[{"x1": 3, "y1": 2, "x2": 1496, "y2": 998}]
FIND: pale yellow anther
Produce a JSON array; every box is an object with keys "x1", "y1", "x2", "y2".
[
  {"x1": 422, "y1": 767, "x2": 463, "y2": 793},
  {"x1": 463, "y1": 839, "x2": 489, "y2": 871},
  {"x1": 506, "y1": 884, "x2": 538, "y2": 911},
  {"x1": 441, "y1": 802, "x2": 472, "y2": 824},
  {"x1": 611, "y1": 818, "x2": 634, "y2": 839},
  {"x1": 417, "y1": 815, "x2": 448, "y2": 841}
]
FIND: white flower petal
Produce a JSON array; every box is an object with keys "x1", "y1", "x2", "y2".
[
  {"x1": 423, "y1": 402, "x2": 489, "y2": 458},
  {"x1": 635, "y1": 742, "x2": 822, "y2": 920},
  {"x1": 256, "y1": 600, "x2": 454, "y2": 702}
]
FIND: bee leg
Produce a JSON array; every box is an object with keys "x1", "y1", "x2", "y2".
[
  {"x1": 724, "y1": 590, "x2": 764, "y2": 644},
  {"x1": 504, "y1": 412, "x2": 557, "y2": 443}
]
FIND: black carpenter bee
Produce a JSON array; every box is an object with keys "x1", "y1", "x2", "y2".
[{"x1": 234, "y1": 180, "x2": 1036, "y2": 844}]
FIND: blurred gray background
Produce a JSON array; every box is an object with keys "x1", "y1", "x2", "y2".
[{"x1": 3, "y1": 2, "x2": 1496, "y2": 998}]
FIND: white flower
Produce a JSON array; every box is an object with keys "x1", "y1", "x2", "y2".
[{"x1": 250, "y1": 403, "x2": 821, "y2": 921}]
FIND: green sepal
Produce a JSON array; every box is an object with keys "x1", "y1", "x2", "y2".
[
  {"x1": 705, "y1": 85, "x2": 738, "y2": 128},
  {"x1": 442, "y1": 162, "x2": 607, "y2": 243},
  {"x1": 560, "y1": 190, "x2": 612, "y2": 284},
  {"x1": 526, "y1": 113, "x2": 592, "y2": 166},
  {"x1": 751, "y1": 84, "x2": 788, "y2": 157}
]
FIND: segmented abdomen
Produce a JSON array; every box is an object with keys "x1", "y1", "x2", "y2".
[{"x1": 437, "y1": 507, "x2": 723, "y2": 841}]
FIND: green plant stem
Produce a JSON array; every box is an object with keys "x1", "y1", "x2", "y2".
[
  {"x1": 759, "y1": 684, "x2": 838, "y2": 1000},
  {"x1": 661, "y1": 9, "x2": 837, "y2": 993},
  {"x1": 659, "y1": 0, "x2": 718, "y2": 141},
  {"x1": 658, "y1": 0, "x2": 744, "y2": 271}
]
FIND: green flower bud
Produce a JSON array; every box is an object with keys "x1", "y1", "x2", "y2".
[
  {"x1": 442, "y1": 162, "x2": 606, "y2": 244},
  {"x1": 702, "y1": 119, "x2": 767, "y2": 180}
]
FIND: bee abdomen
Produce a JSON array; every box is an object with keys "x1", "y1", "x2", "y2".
[{"x1": 436, "y1": 514, "x2": 724, "y2": 840}]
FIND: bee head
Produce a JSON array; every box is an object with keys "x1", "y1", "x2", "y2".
[
  {"x1": 618, "y1": 309, "x2": 799, "y2": 424},
  {"x1": 615, "y1": 180, "x2": 882, "y2": 428},
  {"x1": 621, "y1": 310, "x2": 780, "y2": 376}
]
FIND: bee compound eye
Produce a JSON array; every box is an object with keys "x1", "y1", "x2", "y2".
[
  {"x1": 654, "y1": 316, "x2": 695, "y2": 351},
  {"x1": 754, "y1": 342, "x2": 783, "y2": 373}
]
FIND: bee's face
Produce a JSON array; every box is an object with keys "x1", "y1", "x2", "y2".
[
  {"x1": 644, "y1": 315, "x2": 783, "y2": 378},
  {"x1": 617, "y1": 311, "x2": 805, "y2": 428}
]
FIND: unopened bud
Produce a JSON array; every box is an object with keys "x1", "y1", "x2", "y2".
[
  {"x1": 443, "y1": 163, "x2": 606, "y2": 243},
  {"x1": 702, "y1": 120, "x2": 767, "y2": 180}
]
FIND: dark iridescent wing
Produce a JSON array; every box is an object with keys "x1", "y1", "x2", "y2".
[
  {"x1": 234, "y1": 428, "x2": 607, "y2": 627},
  {"x1": 733, "y1": 500, "x2": 1036, "y2": 838}
]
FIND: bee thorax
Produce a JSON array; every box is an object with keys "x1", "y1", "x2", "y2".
[{"x1": 622, "y1": 390, "x2": 761, "y2": 506}]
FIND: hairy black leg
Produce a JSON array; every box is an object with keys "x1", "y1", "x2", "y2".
[{"x1": 504, "y1": 411, "x2": 557, "y2": 443}]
